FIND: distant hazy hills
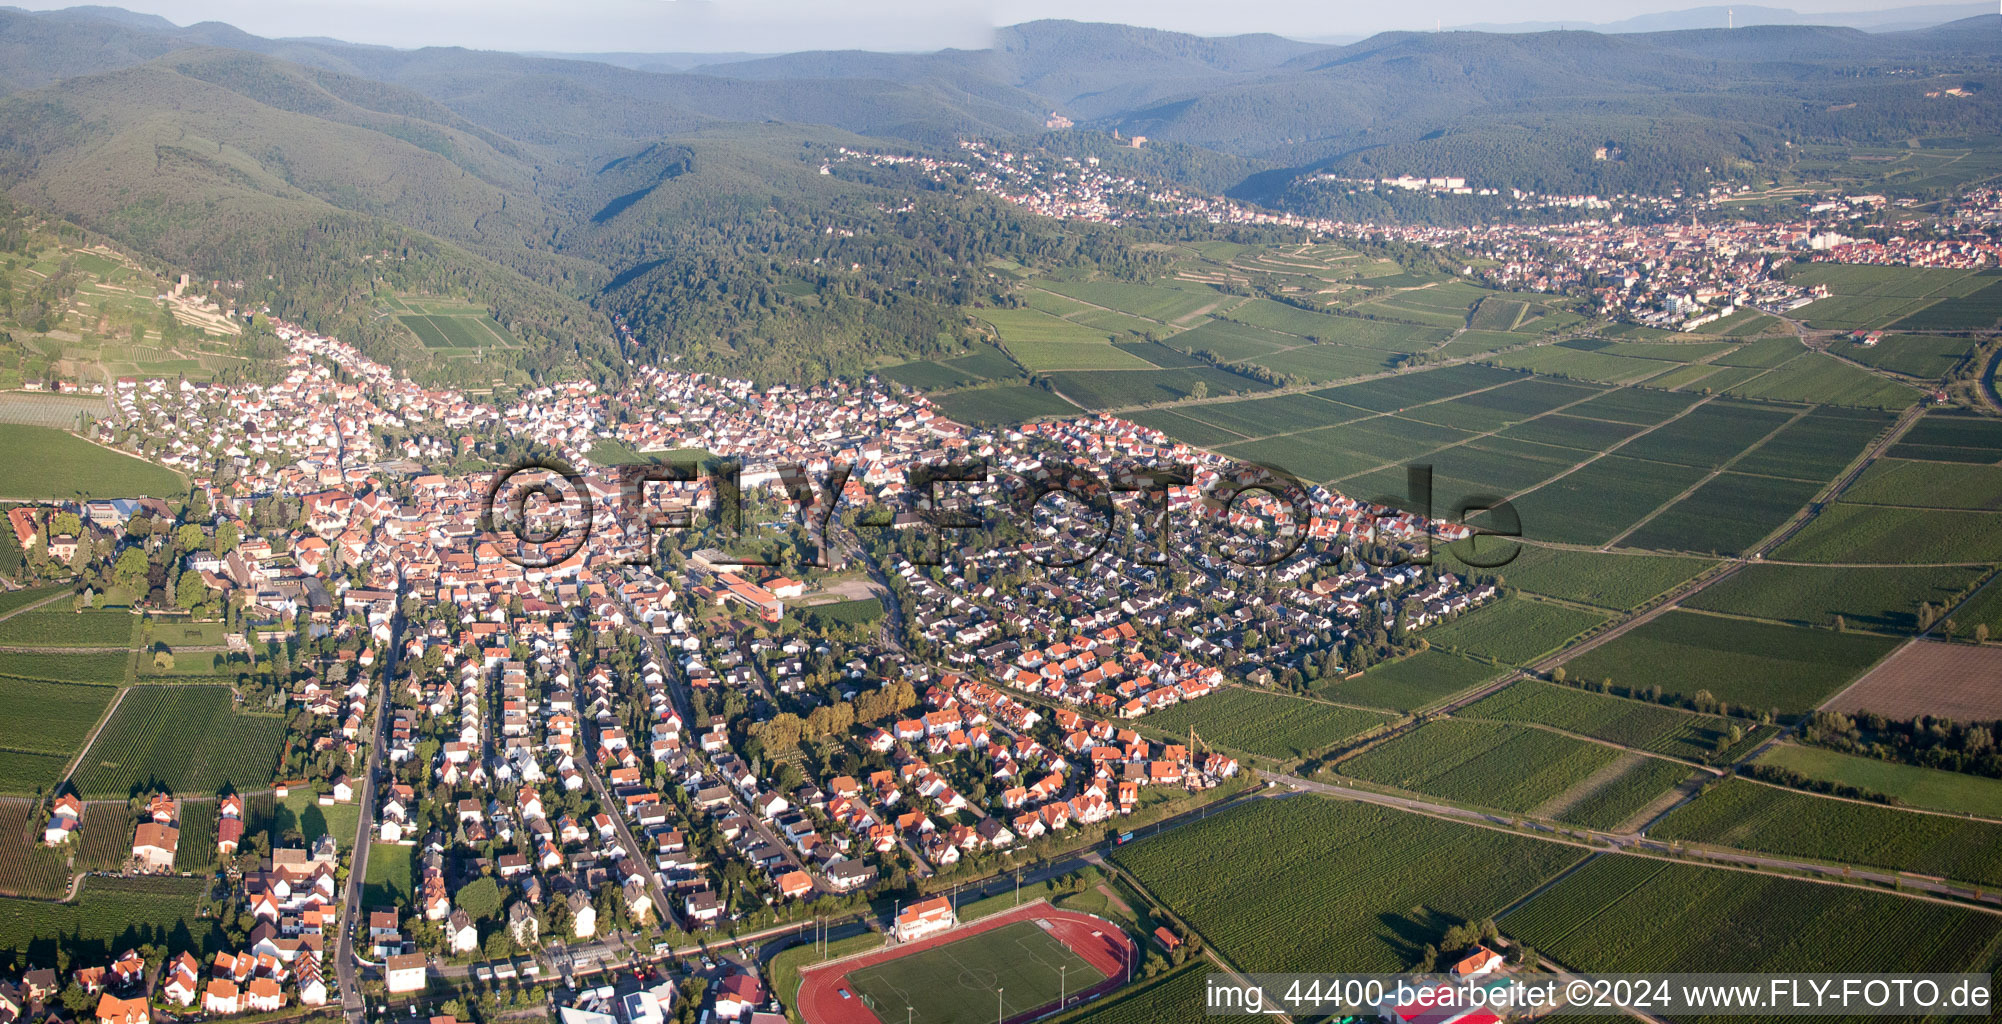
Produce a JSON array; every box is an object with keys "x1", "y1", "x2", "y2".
[{"x1": 1454, "y1": 2, "x2": 1993, "y2": 34}]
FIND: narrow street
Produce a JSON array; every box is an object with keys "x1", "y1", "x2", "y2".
[{"x1": 338, "y1": 609, "x2": 402, "y2": 1024}]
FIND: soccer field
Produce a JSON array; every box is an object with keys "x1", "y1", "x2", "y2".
[{"x1": 844, "y1": 920, "x2": 1106, "y2": 1023}]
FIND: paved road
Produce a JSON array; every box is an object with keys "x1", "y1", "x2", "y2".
[
  {"x1": 1261, "y1": 770, "x2": 2002, "y2": 910},
  {"x1": 576, "y1": 724, "x2": 680, "y2": 930},
  {"x1": 338, "y1": 609, "x2": 402, "y2": 1024}
]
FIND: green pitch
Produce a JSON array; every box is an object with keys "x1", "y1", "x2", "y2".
[{"x1": 845, "y1": 920, "x2": 1106, "y2": 1023}]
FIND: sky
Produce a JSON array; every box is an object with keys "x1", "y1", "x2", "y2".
[{"x1": 7, "y1": 0, "x2": 1960, "y2": 52}]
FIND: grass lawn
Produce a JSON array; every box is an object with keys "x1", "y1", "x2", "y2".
[
  {"x1": 1756, "y1": 744, "x2": 2002, "y2": 818},
  {"x1": 0, "y1": 425, "x2": 183, "y2": 500},
  {"x1": 362, "y1": 842, "x2": 414, "y2": 909},
  {"x1": 843, "y1": 920, "x2": 1103, "y2": 1024},
  {"x1": 272, "y1": 790, "x2": 360, "y2": 847}
]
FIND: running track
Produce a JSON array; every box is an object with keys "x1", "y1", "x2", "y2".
[{"x1": 797, "y1": 902, "x2": 1136, "y2": 1024}]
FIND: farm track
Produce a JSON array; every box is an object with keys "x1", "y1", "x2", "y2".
[
  {"x1": 1260, "y1": 770, "x2": 2002, "y2": 912},
  {"x1": 1603, "y1": 404, "x2": 1816, "y2": 549},
  {"x1": 56, "y1": 681, "x2": 126, "y2": 783},
  {"x1": 1009, "y1": 323, "x2": 1598, "y2": 422},
  {"x1": 1983, "y1": 344, "x2": 2002, "y2": 414},
  {"x1": 0, "y1": 590, "x2": 68, "y2": 622}
]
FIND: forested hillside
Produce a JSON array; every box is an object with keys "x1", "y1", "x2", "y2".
[{"x1": 0, "y1": 6, "x2": 1992, "y2": 383}]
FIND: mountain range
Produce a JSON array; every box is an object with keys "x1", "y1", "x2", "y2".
[
  {"x1": 0, "y1": 4, "x2": 1993, "y2": 383},
  {"x1": 1452, "y1": 2, "x2": 1993, "y2": 34}
]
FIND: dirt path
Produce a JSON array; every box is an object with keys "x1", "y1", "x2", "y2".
[
  {"x1": 1621, "y1": 772, "x2": 1711, "y2": 834},
  {"x1": 1532, "y1": 752, "x2": 1645, "y2": 820},
  {"x1": 0, "y1": 644, "x2": 142, "y2": 653},
  {"x1": 1983, "y1": 344, "x2": 2002, "y2": 414},
  {"x1": 1603, "y1": 404, "x2": 1815, "y2": 549},
  {"x1": 0, "y1": 590, "x2": 68, "y2": 622},
  {"x1": 58, "y1": 685, "x2": 127, "y2": 783}
]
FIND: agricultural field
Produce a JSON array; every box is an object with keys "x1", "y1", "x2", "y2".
[
  {"x1": 1313, "y1": 650, "x2": 1503, "y2": 713},
  {"x1": 880, "y1": 344, "x2": 1023, "y2": 391},
  {"x1": 1720, "y1": 352, "x2": 1921, "y2": 408},
  {"x1": 1772, "y1": 503, "x2": 2002, "y2": 564},
  {"x1": 1140, "y1": 688, "x2": 1391, "y2": 761},
  {"x1": 1168, "y1": 392, "x2": 1366, "y2": 439},
  {"x1": 1566, "y1": 386, "x2": 1702, "y2": 424},
  {"x1": 1636, "y1": 363, "x2": 1727, "y2": 390},
  {"x1": 1034, "y1": 280, "x2": 1222, "y2": 324},
  {"x1": 1559, "y1": 611, "x2": 1900, "y2": 716},
  {"x1": 1886, "y1": 409, "x2": 2002, "y2": 463},
  {"x1": 0, "y1": 607, "x2": 134, "y2": 647},
  {"x1": 1846, "y1": 459, "x2": 2002, "y2": 510},
  {"x1": 1890, "y1": 279, "x2": 2002, "y2": 332},
  {"x1": 0, "y1": 393, "x2": 108, "y2": 429},
  {"x1": 0, "y1": 751, "x2": 69, "y2": 799},
  {"x1": 1488, "y1": 547, "x2": 1716, "y2": 611},
  {"x1": 396, "y1": 311, "x2": 517, "y2": 350},
  {"x1": 1241, "y1": 341, "x2": 1398, "y2": 383},
  {"x1": 1111, "y1": 797, "x2": 1583, "y2": 973},
  {"x1": 1504, "y1": 456, "x2": 1712, "y2": 546},
  {"x1": 1841, "y1": 334, "x2": 1977, "y2": 379},
  {"x1": 0, "y1": 587, "x2": 61, "y2": 619},
  {"x1": 0, "y1": 240, "x2": 251, "y2": 389},
  {"x1": 1060, "y1": 965, "x2": 1203, "y2": 1024},
  {"x1": 1757, "y1": 744, "x2": 2002, "y2": 819},
  {"x1": 0, "y1": 875, "x2": 215, "y2": 969},
  {"x1": 1826, "y1": 641, "x2": 2002, "y2": 722},
  {"x1": 1229, "y1": 301, "x2": 1452, "y2": 352},
  {"x1": 1493, "y1": 412, "x2": 1643, "y2": 452},
  {"x1": 174, "y1": 799, "x2": 216, "y2": 873},
  {"x1": 1314, "y1": 363, "x2": 1525, "y2": 411},
  {"x1": 1652, "y1": 777, "x2": 2002, "y2": 887},
  {"x1": 1420, "y1": 595, "x2": 1609, "y2": 665},
  {"x1": 1682, "y1": 563, "x2": 1988, "y2": 632},
  {"x1": 1123, "y1": 409, "x2": 1248, "y2": 448},
  {"x1": 1619, "y1": 471, "x2": 1824, "y2": 555},
  {"x1": 0, "y1": 651, "x2": 128, "y2": 684},
  {"x1": 1462, "y1": 681, "x2": 1774, "y2": 765},
  {"x1": 1952, "y1": 584, "x2": 2002, "y2": 645},
  {"x1": 1169, "y1": 319, "x2": 1296, "y2": 361},
  {"x1": 1618, "y1": 401, "x2": 1798, "y2": 468},
  {"x1": 1549, "y1": 755, "x2": 1696, "y2": 831},
  {"x1": 1010, "y1": 341, "x2": 1157, "y2": 371},
  {"x1": 1491, "y1": 341, "x2": 1684, "y2": 384},
  {"x1": 1437, "y1": 330, "x2": 1533, "y2": 358},
  {"x1": 1399, "y1": 378, "x2": 1602, "y2": 431},
  {"x1": 0, "y1": 678, "x2": 116, "y2": 780},
  {"x1": 1503, "y1": 855, "x2": 2002, "y2": 979},
  {"x1": 1728, "y1": 407, "x2": 1893, "y2": 481},
  {"x1": 0, "y1": 425, "x2": 183, "y2": 500},
  {"x1": 68, "y1": 686, "x2": 285, "y2": 798},
  {"x1": 930, "y1": 385, "x2": 1078, "y2": 425},
  {"x1": 1042, "y1": 366, "x2": 1270, "y2": 408},
  {"x1": 1214, "y1": 428, "x2": 1388, "y2": 483},
  {"x1": 0, "y1": 800, "x2": 74, "y2": 897},
  {"x1": 1339, "y1": 718, "x2": 1680, "y2": 824}
]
